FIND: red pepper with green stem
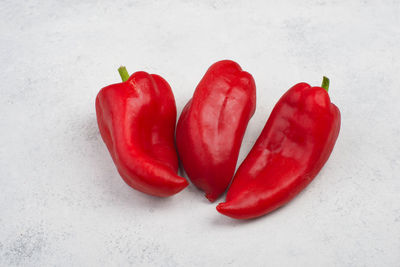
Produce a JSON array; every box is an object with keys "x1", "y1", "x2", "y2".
[
  {"x1": 95, "y1": 67, "x2": 188, "y2": 197},
  {"x1": 176, "y1": 60, "x2": 256, "y2": 202},
  {"x1": 217, "y1": 77, "x2": 340, "y2": 219}
]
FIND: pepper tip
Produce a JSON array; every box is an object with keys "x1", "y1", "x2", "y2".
[
  {"x1": 216, "y1": 202, "x2": 227, "y2": 213},
  {"x1": 205, "y1": 193, "x2": 218, "y2": 202}
]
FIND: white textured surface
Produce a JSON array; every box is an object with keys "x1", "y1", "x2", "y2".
[{"x1": 1, "y1": 0, "x2": 399, "y2": 266}]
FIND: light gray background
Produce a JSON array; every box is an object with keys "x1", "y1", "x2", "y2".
[{"x1": 1, "y1": 0, "x2": 399, "y2": 266}]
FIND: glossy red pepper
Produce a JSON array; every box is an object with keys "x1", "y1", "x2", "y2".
[
  {"x1": 176, "y1": 60, "x2": 256, "y2": 202},
  {"x1": 217, "y1": 77, "x2": 340, "y2": 219},
  {"x1": 95, "y1": 67, "x2": 188, "y2": 197}
]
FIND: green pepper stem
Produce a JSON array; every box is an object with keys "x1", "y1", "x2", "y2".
[
  {"x1": 118, "y1": 66, "x2": 130, "y2": 82},
  {"x1": 321, "y1": 76, "x2": 329, "y2": 92}
]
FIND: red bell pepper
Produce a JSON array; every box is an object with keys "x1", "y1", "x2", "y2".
[
  {"x1": 176, "y1": 60, "x2": 256, "y2": 202},
  {"x1": 95, "y1": 67, "x2": 188, "y2": 197},
  {"x1": 217, "y1": 77, "x2": 340, "y2": 219}
]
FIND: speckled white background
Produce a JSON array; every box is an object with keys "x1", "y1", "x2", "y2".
[{"x1": 1, "y1": 0, "x2": 399, "y2": 266}]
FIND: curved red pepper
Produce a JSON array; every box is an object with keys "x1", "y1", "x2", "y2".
[
  {"x1": 217, "y1": 78, "x2": 340, "y2": 219},
  {"x1": 95, "y1": 67, "x2": 188, "y2": 197},
  {"x1": 176, "y1": 60, "x2": 256, "y2": 202}
]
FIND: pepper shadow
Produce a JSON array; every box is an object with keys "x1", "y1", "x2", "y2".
[
  {"x1": 177, "y1": 157, "x2": 215, "y2": 205},
  {"x1": 210, "y1": 202, "x2": 290, "y2": 227}
]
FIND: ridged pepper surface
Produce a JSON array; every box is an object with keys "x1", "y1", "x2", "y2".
[
  {"x1": 96, "y1": 67, "x2": 188, "y2": 197},
  {"x1": 176, "y1": 60, "x2": 256, "y2": 202},
  {"x1": 217, "y1": 78, "x2": 340, "y2": 219}
]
